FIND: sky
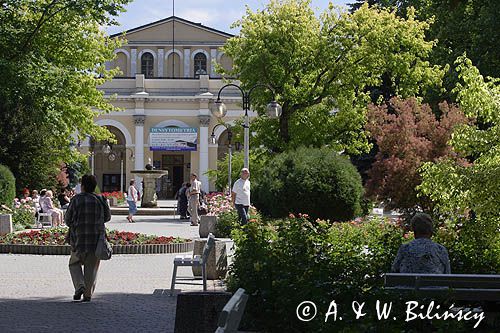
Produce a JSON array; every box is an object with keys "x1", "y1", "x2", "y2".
[{"x1": 105, "y1": 0, "x2": 352, "y2": 35}]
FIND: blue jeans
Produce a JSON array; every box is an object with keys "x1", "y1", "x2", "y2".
[{"x1": 235, "y1": 204, "x2": 249, "y2": 225}]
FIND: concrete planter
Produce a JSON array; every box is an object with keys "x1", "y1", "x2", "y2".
[
  {"x1": 199, "y1": 215, "x2": 217, "y2": 238},
  {"x1": 192, "y1": 239, "x2": 228, "y2": 280},
  {"x1": 107, "y1": 197, "x2": 118, "y2": 207},
  {"x1": 0, "y1": 241, "x2": 194, "y2": 255},
  {"x1": 0, "y1": 214, "x2": 13, "y2": 236}
]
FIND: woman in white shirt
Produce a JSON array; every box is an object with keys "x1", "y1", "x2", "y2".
[{"x1": 127, "y1": 179, "x2": 138, "y2": 223}]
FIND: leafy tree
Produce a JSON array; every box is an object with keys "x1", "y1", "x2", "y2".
[
  {"x1": 206, "y1": 149, "x2": 269, "y2": 192},
  {"x1": 220, "y1": 0, "x2": 443, "y2": 153},
  {"x1": 419, "y1": 56, "x2": 500, "y2": 218},
  {"x1": 350, "y1": 1, "x2": 500, "y2": 79},
  {"x1": 0, "y1": 0, "x2": 130, "y2": 191},
  {"x1": 365, "y1": 97, "x2": 467, "y2": 212}
]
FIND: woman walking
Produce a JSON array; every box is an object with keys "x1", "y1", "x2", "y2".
[{"x1": 127, "y1": 179, "x2": 138, "y2": 223}]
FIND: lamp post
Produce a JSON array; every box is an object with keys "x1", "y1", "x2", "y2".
[
  {"x1": 209, "y1": 83, "x2": 282, "y2": 169},
  {"x1": 210, "y1": 123, "x2": 233, "y2": 193}
]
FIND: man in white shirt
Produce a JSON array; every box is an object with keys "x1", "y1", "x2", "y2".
[
  {"x1": 188, "y1": 173, "x2": 202, "y2": 226},
  {"x1": 231, "y1": 168, "x2": 251, "y2": 225}
]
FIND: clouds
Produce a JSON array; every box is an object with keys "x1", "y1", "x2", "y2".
[{"x1": 105, "y1": 0, "x2": 350, "y2": 35}]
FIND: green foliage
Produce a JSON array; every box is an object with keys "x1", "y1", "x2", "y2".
[
  {"x1": 419, "y1": 57, "x2": 500, "y2": 218},
  {"x1": 253, "y1": 147, "x2": 363, "y2": 221},
  {"x1": 11, "y1": 206, "x2": 35, "y2": 230},
  {"x1": 228, "y1": 217, "x2": 483, "y2": 331},
  {"x1": 215, "y1": 208, "x2": 262, "y2": 238},
  {"x1": 220, "y1": 0, "x2": 443, "y2": 152},
  {"x1": 206, "y1": 148, "x2": 269, "y2": 192},
  {"x1": 0, "y1": 164, "x2": 16, "y2": 206},
  {"x1": 215, "y1": 210, "x2": 239, "y2": 238},
  {"x1": 0, "y1": 0, "x2": 130, "y2": 191}
]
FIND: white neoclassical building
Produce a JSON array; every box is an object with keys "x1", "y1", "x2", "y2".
[{"x1": 78, "y1": 16, "x2": 252, "y2": 197}]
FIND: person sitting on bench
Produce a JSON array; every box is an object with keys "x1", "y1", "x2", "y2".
[{"x1": 391, "y1": 213, "x2": 451, "y2": 274}]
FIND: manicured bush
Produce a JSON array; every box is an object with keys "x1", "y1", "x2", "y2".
[
  {"x1": 252, "y1": 147, "x2": 364, "y2": 221},
  {"x1": 215, "y1": 207, "x2": 262, "y2": 238},
  {"x1": 228, "y1": 217, "x2": 492, "y2": 331},
  {"x1": 0, "y1": 164, "x2": 16, "y2": 206}
]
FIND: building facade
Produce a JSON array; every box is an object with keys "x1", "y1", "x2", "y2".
[{"x1": 78, "y1": 17, "x2": 252, "y2": 197}]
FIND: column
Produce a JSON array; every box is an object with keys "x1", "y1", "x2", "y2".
[
  {"x1": 131, "y1": 48, "x2": 137, "y2": 76},
  {"x1": 183, "y1": 48, "x2": 191, "y2": 78},
  {"x1": 133, "y1": 115, "x2": 146, "y2": 193},
  {"x1": 198, "y1": 115, "x2": 210, "y2": 193},
  {"x1": 157, "y1": 48, "x2": 164, "y2": 77},
  {"x1": 210, "y1": 48, "x2": 217, "y2": 77}
]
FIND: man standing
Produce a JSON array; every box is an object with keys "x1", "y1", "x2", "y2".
[
  {"x1": 232, "y1": 168, "x2": 251, "y2": 225},
  {"x1": 65, "y1": 174, "x2": 111, "y2": 302},
  {"x1": 188, "y1": 173, "x2": 201, "y2": 226}
]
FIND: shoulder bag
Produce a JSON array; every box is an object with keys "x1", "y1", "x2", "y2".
[{"x1": 92, "y1": 194, "x2": 113, "y2": 260}]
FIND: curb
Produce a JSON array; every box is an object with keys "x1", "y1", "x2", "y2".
[{"x1": 0, "y1": 241, "x2": 194, "y2": 255}]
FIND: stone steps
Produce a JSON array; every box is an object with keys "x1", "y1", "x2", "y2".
[{"x1": 110, "y1": 207, "x2": 177, "y2": 216}]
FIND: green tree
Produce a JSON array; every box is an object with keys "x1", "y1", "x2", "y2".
[
  {"x1": 0, "y1": 0, "x2": 130, "y2": 191},
  {"x1": 220, "y1": 0, "x2": 443, "y2": 153},
  {"x1": 419, "y1": 56, "x2": 500, "y2": 218},
  {"x1": 350, "y1": 1, "x2": 500, "y2": 79}
]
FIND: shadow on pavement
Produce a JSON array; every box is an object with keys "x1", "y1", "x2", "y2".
[{"x1": 0, "y1": 292, "x2": 177, "y2": 333}]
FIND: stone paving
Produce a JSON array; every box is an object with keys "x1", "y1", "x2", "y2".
[{"x1": 0, "y1": 215, "x2": 231, "y2": 333}]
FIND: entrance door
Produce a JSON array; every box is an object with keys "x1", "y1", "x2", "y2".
[{"x1": 159, "y1": 155, "x2": 184, "y2": 199}]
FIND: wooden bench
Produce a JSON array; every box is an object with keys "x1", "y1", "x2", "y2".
[
  {"x1": 215, "y1": 288, "x2": 249, "y2": 333},
  {"x1": 384, "y1": 273, "x2": 500, "y2": 302}
]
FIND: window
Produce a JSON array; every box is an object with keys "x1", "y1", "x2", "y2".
[
  {"x1": 141, "y1": 52, "x2": 154, "y2": 78},
  {"x1": 194, "y1": 52, "x2": 207, "y2": 77}
]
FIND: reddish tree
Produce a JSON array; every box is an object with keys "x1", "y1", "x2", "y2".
[{"x1": 365, "y1": 97, "x2": 467, "y2": 211}]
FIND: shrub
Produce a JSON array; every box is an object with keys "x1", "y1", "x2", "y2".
[
  {"x1": 215, "y1": 210, "x2": 239, "y2": 238},
  {"x1": 215, "y1": 207, "x2": 262, "y2": 238},
  {"x1": 228, "y1": 217, "x2": 491, "y2": 331},
  {"x1": 0, "y1": 164, "x2": 15, "y2": 206},
  {"x1": 253, "y1": 147, "x2": 363, "y2": 221}
]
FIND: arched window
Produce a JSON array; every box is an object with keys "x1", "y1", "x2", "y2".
[
  {"x1": 141, "y1": 52, "x2": 154, "y2": 78},
  {"x1": 194, "y1": 53, "x2": 207, "y2": 77}
]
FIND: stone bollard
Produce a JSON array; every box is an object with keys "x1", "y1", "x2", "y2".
[
  {"x1": 199, "y1": 215, "x2": 217, "y2": 238},
  {"x1": 0, "y1": 214, "x2": 13, "y2": 235},
  {"x1": 192, "y1": 238, "x2": 228, "y2": 280}
]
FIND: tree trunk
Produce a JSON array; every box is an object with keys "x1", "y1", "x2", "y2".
[{"x1": 279, "y1": 108, "x2": 291, "y2": 144}]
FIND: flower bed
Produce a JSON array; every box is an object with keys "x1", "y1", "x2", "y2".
[
  {"x1": 0, "y1": 227, "x2": 193, "y2": 255},
  {"x1": 205, "y1": 192, "x2": 233, "y2": 216},
  {"x1": 101, "y1": 191, "x2": 126, "y2": 205},
  {"x1": 0, "y1": 197, "x2": 37, "y2": 231}
]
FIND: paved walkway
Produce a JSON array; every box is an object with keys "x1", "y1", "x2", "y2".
[{"x1": 0, "y1": 215, "x2": 230, "y2": 333}]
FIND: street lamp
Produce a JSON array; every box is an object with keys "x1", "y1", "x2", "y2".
[
  {"x1": 102, "y1": 142, "x2": 112, "y2": 154},
  {"x1": 209, "y1": 83, "x2": 280, "y2": 168},
  {"x1": 210, "y1": 123, "x2": 233, "y2": 193}
]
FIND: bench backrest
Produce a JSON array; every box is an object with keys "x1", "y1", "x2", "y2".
[
  {"x1": 384, "y1": 273, "x2": 500, "y2": 289},
  {"x1": 200, "y1": 233, "x2": 215, "y2": 265},
  {"x1": 216, "y1": 288, "x2": 249, "y2": 333}
]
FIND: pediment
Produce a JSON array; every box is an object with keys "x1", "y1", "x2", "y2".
[{"x1": 112, "y1": 16, "x2": 233, "y2": 44}]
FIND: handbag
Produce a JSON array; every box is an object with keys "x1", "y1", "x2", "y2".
[
  {"x1": 92, "y1": 194, "x2": 113, "y2": 260},
  {"x1": 95, "y1": 232, "x2": 112, "y2": 260}
]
